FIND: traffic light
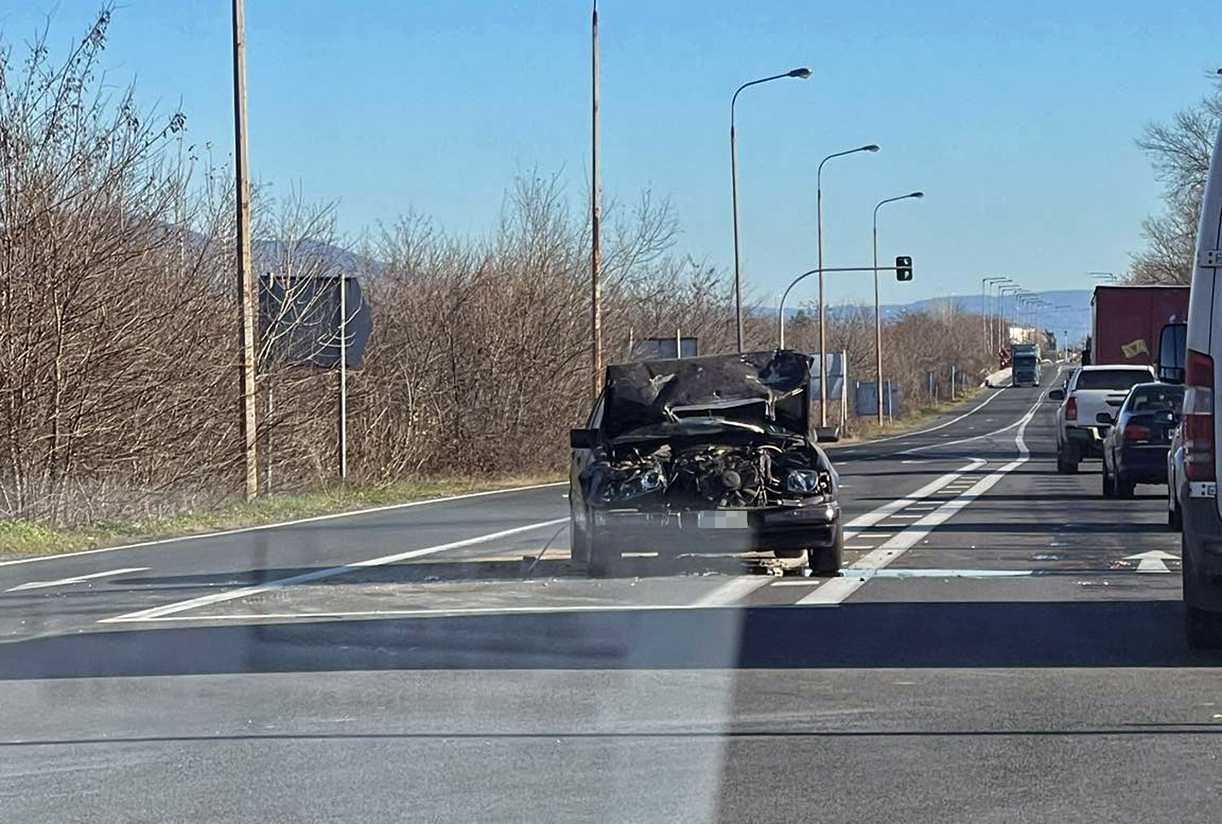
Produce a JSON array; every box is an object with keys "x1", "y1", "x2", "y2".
[{"x1": 895, "y1": 255, "x2": 913, "y2": 281}]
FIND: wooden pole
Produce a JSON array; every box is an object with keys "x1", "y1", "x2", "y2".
[
  {"x1": 590, "y1": 1, "x2": 603, "y2": 399},
  {"x1": 232, "y1": 0, "x2": 259, "y2": 500}
]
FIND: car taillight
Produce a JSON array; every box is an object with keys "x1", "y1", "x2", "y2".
[
  {"x1": 1183, "y1": 349, "x2": 1215, "y2": 481},
  {"x1": 1123, "y1": 424, "x2": 1152, "y2": 442},
  {"x1": 1066, "y1": 397, "x2": 1077, "y2": 421}
]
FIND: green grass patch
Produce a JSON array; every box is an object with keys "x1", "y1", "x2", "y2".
[{"x1": 0, "y1": 474, "x2": 563, "y2": 559}]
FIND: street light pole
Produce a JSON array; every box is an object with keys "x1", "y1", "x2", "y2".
[
  {"x1": 730, "y1": 66, "x2": 811, "y2": 353},
  {"x1": 872, "y1": 191, "x2": 924, "y2": 425},
  {"x1": 982, "y1": 276, "x2": 1007, "y2": 355},
  {"x1": 815, "y1": 144, "x2": 879, "y2": 426},
  {"x1": 590, "y1": 0, "x2": 603, "y2": 400}
]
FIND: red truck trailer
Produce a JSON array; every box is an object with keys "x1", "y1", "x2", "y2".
[{"x1": 1087, "y1": 285, "x2": 1190, "y2": 366}]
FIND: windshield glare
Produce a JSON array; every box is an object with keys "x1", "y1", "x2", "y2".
[{"x1": 4, "y1": 5, "x2": 1220, "y2": 823}]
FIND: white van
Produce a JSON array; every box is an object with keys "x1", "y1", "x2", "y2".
[{"x1": 1181, "y1": 120, "x2": 1222, "y2": 647}]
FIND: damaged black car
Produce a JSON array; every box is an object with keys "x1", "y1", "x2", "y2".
[{"x1": 569, "y1": 350, "x2": 842, "y2": 578}]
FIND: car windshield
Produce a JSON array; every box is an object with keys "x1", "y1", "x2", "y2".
[
  {"x1": 3, "y1": 5, "x2": 1218, "y2": 823},
  {"x1": 1076, "y1": 370, "x2": 1153, "y2": 390}
]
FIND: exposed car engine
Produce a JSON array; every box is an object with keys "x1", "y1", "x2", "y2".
[{"x1": 583, "y1": 440, "x2": 834, "y2": 509}]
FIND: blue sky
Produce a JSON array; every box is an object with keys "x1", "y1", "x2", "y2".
[{"x1": 3, "y1": 1, "x2": 1218, "y2": 307}]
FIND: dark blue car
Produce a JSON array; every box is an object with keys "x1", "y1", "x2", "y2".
[{"x1": 1100, "y1": 382, "x2": 1184, "y2": 498}]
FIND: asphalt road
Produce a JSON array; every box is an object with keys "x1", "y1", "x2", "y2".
[{"x1": 3, "y1": 366, "x2": 1218, "y2": 823}]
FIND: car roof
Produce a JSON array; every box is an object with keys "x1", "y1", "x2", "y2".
[{"x1": 1077, "y1": 364, "x2": 1155, "y2": 371}]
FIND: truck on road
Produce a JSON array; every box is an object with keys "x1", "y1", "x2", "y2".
[
  {"x1": 1010, "y1": 343, "x2": 1041, "y2": 387},
  {"x1": 1086, "y1": 285, "x2": 1190, "y2": 367}
]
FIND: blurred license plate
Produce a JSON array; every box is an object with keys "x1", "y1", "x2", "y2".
[{"x1": 697, "y1": 511, "x2": 749, "y2": 529}]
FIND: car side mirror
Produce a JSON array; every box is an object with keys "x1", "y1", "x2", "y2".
[
  {"x1": 815, "y1": 426, "x2": 840, "y2": 444},
  {"x1": 1096, "y1": 412, "x2": 1114, "y2": 425},
  {"x1": 569, "y1": 428, "x2": 598, "y2": 449},
  {"x1": 1047, "y1": 389, "x2": 1064, "y2": 401}
]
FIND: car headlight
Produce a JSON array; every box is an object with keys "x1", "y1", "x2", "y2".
[
  {"x1": 786, "y1": 468, "x2": 828, "y2": 495},
  {"x1": 594, "y1": 465, "x2": 666, "y2": 504}
]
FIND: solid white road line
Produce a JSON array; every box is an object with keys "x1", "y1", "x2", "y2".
[
  {"x1": 100, "y1": 518, "x2": 567, "y2": 623},
  {"x1": 799, "y1": 391, "x2": 1044, "y2": 607},
  {"x1": 831, "y1": 389, "x2": 1005, "y2": 448},
  {"x1": 0, "y1": 482, "x2": 568, "y2": 569},
  {"x1": 5, "y1": 567, "x2": 149, "y2": 593}
]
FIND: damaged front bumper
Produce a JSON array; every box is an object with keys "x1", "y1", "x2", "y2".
[{"x1": 591, "y1": 501, "x2": 840, "y2": 554}]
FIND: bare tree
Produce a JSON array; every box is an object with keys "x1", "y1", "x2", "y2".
[{"x1": 1131, "y1": 81, "x2": 1222, "y2": 284}]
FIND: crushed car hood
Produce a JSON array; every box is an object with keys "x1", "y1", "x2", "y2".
[{"x1": 600, "y1": 350, "x2": 813, "y2": 441}]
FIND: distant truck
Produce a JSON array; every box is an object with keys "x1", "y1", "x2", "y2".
[
  {"x1": 1086, "y1": 285, "x2": 1190, "y2": 367},
  {"x1": 1010, "y1": 343, "x2": 1041, "y2": 387}
]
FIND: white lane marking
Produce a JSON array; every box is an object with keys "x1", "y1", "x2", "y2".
[
  {"x1": 841, "y1": 459, "x2": 986, "y2": 534},
  {"x1": 889, "y1": 515, "x2": 926, "y2": 520},
  {"x1": 898, "y1": 418, "x2": 1026, "y2": 455},
  {"x1": 845, "y1": 544, "x2": 877, "y2": 550},
  {"x1": 691, "y1": 576, "x2": 772, "y2": 606},
  {"x1": 90, "y1": 603, "x2": 744, "y2": 622},
  {"x1": 775, "y1": 568, "x2": 1033, "y2": 585},
  {"x1": 0, "y1": 482, "x2": 567, "y2": 569},
  {"x1": 100, "y1": 518, "x2": 567, "y2": 623},
  {"x1": 838, "y1": 568, "x2": 1033, "y2": 579},
  {"x1": 831, "y1": 389, "x2": 1005, "y2": 448},
  {"x1": 799, "y1": 391, "x2": 1045, "y2": 607},
  {"x1": 5, "y1": 567, "x2": 149, "y2": 593},
  {"x1": 1125, "y1": 550, "x2": 1178, "y2": 574}
]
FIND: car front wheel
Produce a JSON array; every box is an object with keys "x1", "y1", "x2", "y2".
[
  {"x1": 586, "y1": 524, "x2": 620, "y2": 579},
  {"x1": 809, "y1": 520, "x2": 843, "y2": 576}
]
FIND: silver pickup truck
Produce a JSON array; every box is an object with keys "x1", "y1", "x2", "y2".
[{"x1": 1049, "y1": 365, "x2": 1156, "y2": 473}]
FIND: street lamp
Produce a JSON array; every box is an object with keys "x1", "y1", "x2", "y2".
[
  {"x1": 982, "y1": 276, "x2": 1007, "y2": 355},
  {"x1": 730, "y1": 66, "x2": 812, "y2": 353},
  {"x1": 872, "y1": 191, "x2": 924, "y2": 424},
  {"x1": 816, "y1": 143, "x2": 879, "y2": 425},
  {"x1": 987, "y1": 277, "x2": 1014, "y2": 353},
  {"x1": 998, "y1": 285, "x2": 1022, "y2": 348}
]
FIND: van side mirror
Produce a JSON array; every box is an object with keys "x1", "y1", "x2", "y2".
[
  {"x1": 570, "y1": 429, "x2": 598, "y2": 449},
  {"x1": 1047, "y1": 389, "x2": 1064, "y2": 401}
]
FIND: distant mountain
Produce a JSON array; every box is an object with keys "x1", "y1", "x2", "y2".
[{"x1": 779, "y1": 289, "x2": 1095, "y2": 345}]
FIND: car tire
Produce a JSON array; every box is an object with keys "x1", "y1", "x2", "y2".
[
  {"x1": 1182, "y1": 542, "x2": 1222, "y2": 649},
  {"x1": 586, "y1": 526, "x2": 620, "y2": 579},
  {"x1": 1169, "y1": 499, "x2": 1183, "y2": 531},
  {"x1": 569, "y1": 503, "x2": 591, "y2": 566},
  {"x1": 809, "y1": 520, "x2": 843, "y2": 576},
  {"x1": 1115, "y1": 473, "x2": 1135, "y2": 499},
  {"x1": 1057, "y1": 447, "x2": 1078, "y2": 474}
]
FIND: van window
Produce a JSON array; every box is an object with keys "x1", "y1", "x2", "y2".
[{"x1": 1075, "y1": 370, "x2": 1153, "y2": 391}]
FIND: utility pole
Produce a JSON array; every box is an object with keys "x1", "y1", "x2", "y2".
[
  {"x1": 232, "y1": 0, "x2": 258, "y2": 500},
  {"x1": 590, "y1": 0, "x2": 603, "y2": 399},
  {"x1": 338, "y1": 274, "x2": 349, "y2": 481}
]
